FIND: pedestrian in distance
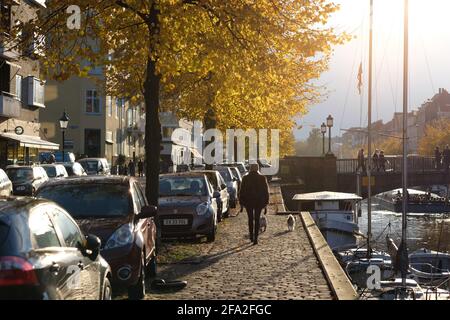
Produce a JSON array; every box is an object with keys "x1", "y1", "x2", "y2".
[
  {"x1": 435, "y1": 146, "x2": 442, "y2": 170},
  {"x1": 138, "y1": 159, "x2": 144, "y2": 177},
  {"x1": 372, "y1": 149, "x2": 380, "y2": 172},
  {"x1": 238, "y1": 163, "x2": 270, "y2": 245},
  {"x1": 379, "y1": 151, "x2": 386, "y2": 172},
  {"x1": 443, "y1": 145, "x2": 450, "y2": 173},
  {"x1": 356, "y1": 149, "x2": 366, "y2": 173},
  {"x1": 128, "y1": 160, "x2": 136, "y2": 177}
]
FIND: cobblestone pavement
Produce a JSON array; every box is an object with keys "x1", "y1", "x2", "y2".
[{"x1": 144, "y1": 186, "x2": 334, "y2": 300}]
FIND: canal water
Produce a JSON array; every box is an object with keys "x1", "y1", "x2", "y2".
[{"x1": 358, "y1": 201, "x2": 450, "y2": 253}]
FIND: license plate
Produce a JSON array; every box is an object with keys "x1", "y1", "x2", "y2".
[{"x1": 164, "y1": 219, "x2": 188, "y2": 226}]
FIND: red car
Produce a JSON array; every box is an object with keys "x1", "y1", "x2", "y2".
[{"x1": 36, "y1": 176, "x2": 157, "y2": 300}]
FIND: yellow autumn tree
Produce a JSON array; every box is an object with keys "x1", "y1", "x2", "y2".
[
  {"x1": 6, "y1": 1, "x2": 346, "y2": 204},
  {"x1": 418, "y1": 119, "x2": 450, "y2": 156}
]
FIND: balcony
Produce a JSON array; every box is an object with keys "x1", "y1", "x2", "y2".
[
  {"x1": 0, "y1": 93, "x2": 21, "y2": 118},
  {"x1": 0, "y1": 41, "x2": 19, "y2": 60}
]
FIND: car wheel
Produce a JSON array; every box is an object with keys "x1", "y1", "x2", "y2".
[
  {"x1": 128, "y1": 252, "x2": 146, "y2": 300},
  {"x1": 146, "y1": 254, "x2": 157, "y2": 278},
  {"x1": 206, "y1": 220, "x2": 217, "y2": 243},
  {"x1": 102, "y1": 278, "x2": 112, "y2": 300}
]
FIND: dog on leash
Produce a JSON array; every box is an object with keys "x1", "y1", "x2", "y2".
[
  {"x1": 259, "y1": 207, "x2": 268, "y2": 233},
  {"x1": 287, "y1": 214, "x2": 296, "y2": 232}
]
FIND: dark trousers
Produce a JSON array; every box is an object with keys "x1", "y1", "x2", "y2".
[{"x1": 246, "y1": 207, "x2": 262, "y2": 242}]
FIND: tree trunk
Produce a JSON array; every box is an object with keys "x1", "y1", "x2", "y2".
[
  {"x1": 144, "y1": 5, "x2": 161, "y2": 206},
  {"x1": 144, "y1": 58, "x2": 161, "y2": 206}
]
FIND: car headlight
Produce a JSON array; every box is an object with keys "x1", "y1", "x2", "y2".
[
  {"x1": 104, "y1": 223, "x2": 134, "y2": 250},
  {"x1": 196, "y1": 202, "x2": 210, "y2": 216}
]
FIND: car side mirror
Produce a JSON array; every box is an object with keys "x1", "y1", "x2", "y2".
[
  {"x1": 83, "y1": 234, "x2": 101, "y2": 260},
  {"x1": 138, "y1": 205, "x2": 157, "y2": 219},
  {"x1": 213, "y1": 191, "x2": 221, "y2": 198}
]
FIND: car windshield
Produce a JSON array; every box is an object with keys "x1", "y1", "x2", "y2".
[
  {"x1": 6, "y1": 168, "x2": 33, "y2": 182},
  {"x1": 204, "y1": 173, "x2": 218, "y2": 189},
  {"x1": 64, "y1": 165, "x2": 74, "y2": 176},
  {"x1": 216, "y1": 168, "x2": 231, "y2": 182},
  {"x1": 43, "y1": 167, "x2": 57, "y2": 178},
  {"x1": 80, "y1": 161, "x2": 99, "y2": 172},
  {"x1": 37, "y1": 184, "x2": 131, "y2": 218},
  {"x1": 159, "y1": 177, "x2": 207, "y2": 197}
]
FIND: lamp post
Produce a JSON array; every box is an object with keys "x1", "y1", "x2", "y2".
[
  {"x1": 321, "y1": 123, "x2": 327, "y2": 155},
  {"x1": 326, "y1": 115, "x2": 334, "y2": 155},
  {"x1": 59, "y1": 111, "x2": 70, "y2": 163}
]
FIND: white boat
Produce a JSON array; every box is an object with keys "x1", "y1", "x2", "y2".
[
  {"x1": 373, "y1": 279, "x2": 450, "y2": 300},
  {"x1": 409, "y1": 249, "x2": 450, "y2": 286},
  {"x1": 293, "y1": 191, "x2": 362, "y2": 251}
]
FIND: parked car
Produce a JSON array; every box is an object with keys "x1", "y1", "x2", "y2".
[
  {"x1": 159, "y1": 173, "x2": 219, "y2": 242},
  {"x1": 39, "y1": 152, "x2": 76, "y2": 164},
  {"x1": 0, "y1": 169, "x2": 12, "y2": 197},
  {"x1": 63, "y1": 162, "x2": 87, "y2": 177},
  {"x1": 6, "y1": 166, "x2": 49, "y2": 196},
  {"x1": 213, "y1": 166, "x2": 238, "y2": 208},
  {"x1": 221, "y1": 162, "x2": 248, "y2": 176},
  {"x1": 41, "y1": 164, "x2": 69, "y2": 179},
  {"x1": 36, "y1": 176, "x2": 157, "y2": 300},
  {"x1": 78, "y1": 158, "x2": 111, "y2": 175},
  {"x1": 191, "y1": 170, "x2": 230, "y2": 221},
  {"x1": 228, "y1": 167, "x2": 242, "y2": 191},
  {"x1": 0, "y1": 197, "x2": 112, "y2": 300}
]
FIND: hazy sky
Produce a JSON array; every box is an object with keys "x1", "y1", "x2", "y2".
[{"x1": 295, "y1": 0, "x2": 450, "y2": 140}]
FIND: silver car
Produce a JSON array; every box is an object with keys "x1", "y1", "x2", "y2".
[
  {"x1": 214, "y1": 166, "x2": 239, "y2": 208},
  {"x1": 192, "y1": 170, "x2": 230, "y2": 221},
  {"x1": 158, "y1": 173, "x2": 219, "y2": 242},
  {"x1": 0, "y1": 169, "x2": 12, "y2": 197}
]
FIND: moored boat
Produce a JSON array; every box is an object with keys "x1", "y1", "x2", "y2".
[
  {"x1": 375, "y1": 188, "x2": 450, "y2": 214},
  {"x1": 293, "y1": 191, "x2": 363, "y2": 251}
]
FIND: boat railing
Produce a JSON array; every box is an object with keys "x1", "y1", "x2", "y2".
[{"x1": 410, "y1": 263, "x2": 450, "y2": 275}]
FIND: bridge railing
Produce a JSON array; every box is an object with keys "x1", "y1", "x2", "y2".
[{"x1": 337, "y1": 156, "x2": 437, "y2": 174}]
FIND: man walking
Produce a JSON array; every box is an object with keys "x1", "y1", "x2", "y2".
[{"x1": 239, "y1": 163, "x2": 270, "y2": 245}]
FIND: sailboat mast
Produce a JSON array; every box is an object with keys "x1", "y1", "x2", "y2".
[
  {"x1": 401, "y1": 0, "x2": 409, "y2": 287},
  {"x1": 367, "y1": 0, "x2": 374, "y2": 257}
]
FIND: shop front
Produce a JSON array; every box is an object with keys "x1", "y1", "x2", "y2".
[{"x1": 0, "y1": 132, "x2": 59, "y2": 169}]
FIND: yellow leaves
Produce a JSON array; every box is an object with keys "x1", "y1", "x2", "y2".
[{"x1": 418, "y1": 119, "x2": 450, "y2": 156}]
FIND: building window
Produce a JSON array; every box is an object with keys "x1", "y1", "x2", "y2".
[
  {"x1": 86, "y1": 89, "x2": 100, "y2": 114},
  {"x1": 115, "y1": 98, "x2": 122, "y2": 118},
  {"x1": 0, "y1": 4, "x2": 11, "y2": 34},
  {"x1": 27, "y1": 77, "x2": 45, "y2": 107},
  {"x1": 15, "y1": 75, "x2": 22, "y2": 100},
  {"x1": 127, "y1": 108, "x2": 133, "y2": 128},
  {"x1": 106, "y1": 96, "x2": 112, "y2": 117}
]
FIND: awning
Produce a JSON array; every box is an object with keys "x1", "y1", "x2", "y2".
[{"x1": 0, "y1": 132, "x2": 60, "y2": 150}]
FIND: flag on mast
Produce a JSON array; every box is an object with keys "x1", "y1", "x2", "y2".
[{"x1": 357, "y1": 62, "x2": 363, "y2": 95}]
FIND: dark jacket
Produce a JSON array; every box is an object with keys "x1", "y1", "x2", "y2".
[{"x1": 239, "y1": 171, "x2": 270, "y2": 209}]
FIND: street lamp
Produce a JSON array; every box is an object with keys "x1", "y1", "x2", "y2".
[
  {"x1": 59, "y1": 111, "x2": 70, "y2": 163},
  {"x1": 321, "y1": 123, "x2": 327, "y2": 155},
  {"x1": 326, "y1": 115, "x2": 334, "y2": 155}
]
